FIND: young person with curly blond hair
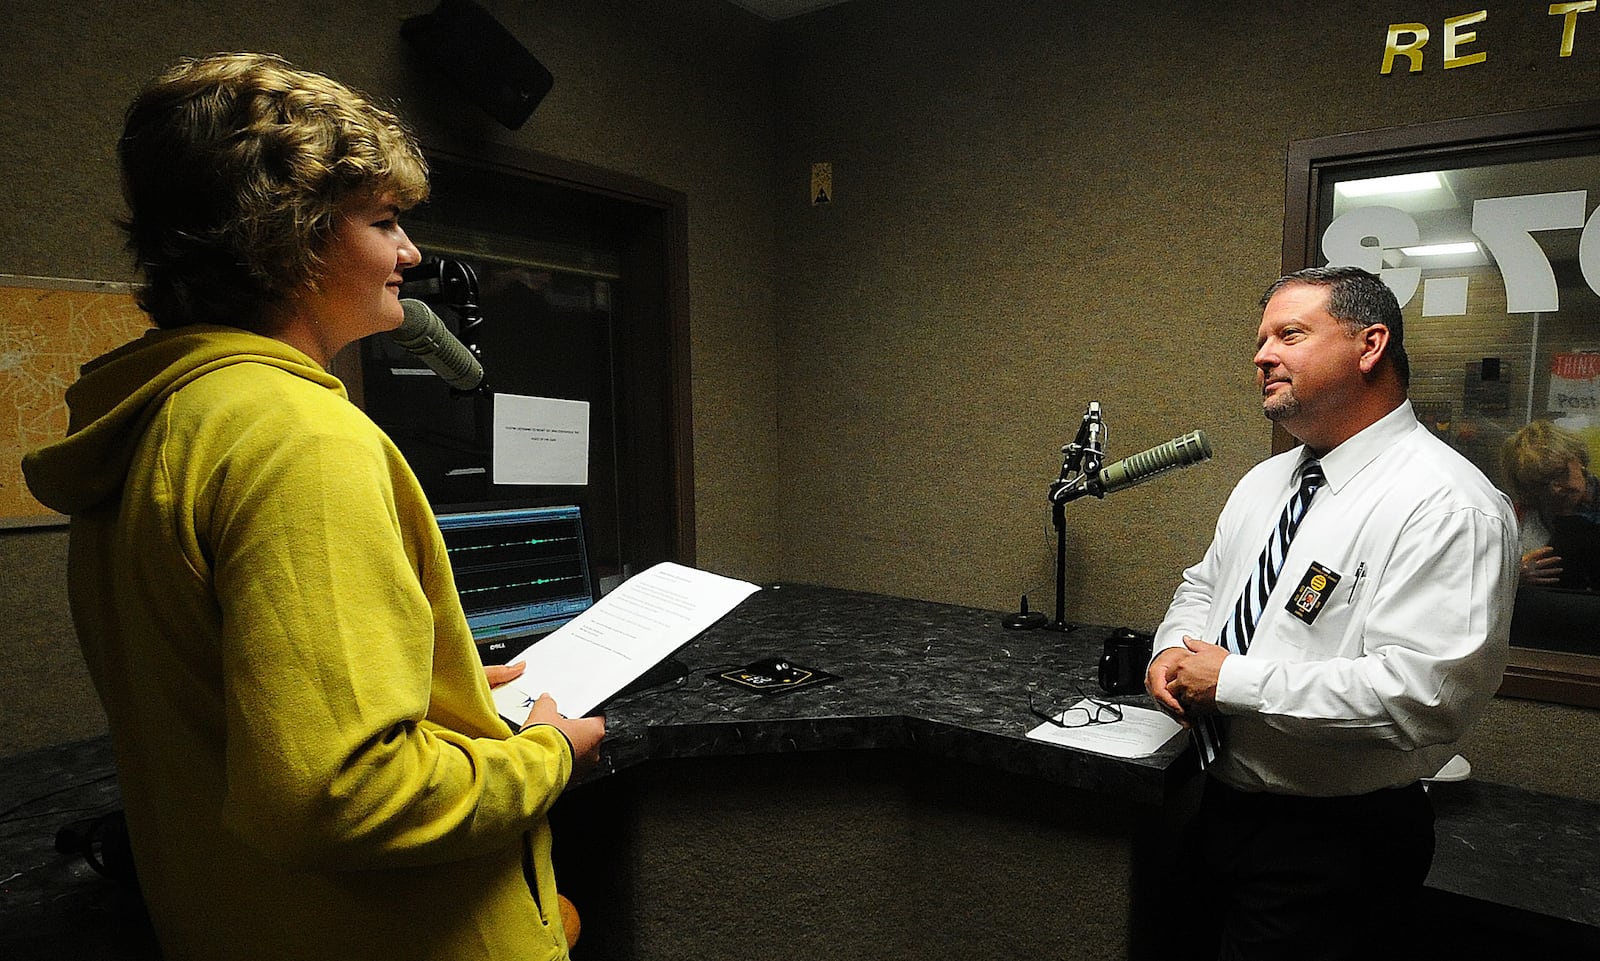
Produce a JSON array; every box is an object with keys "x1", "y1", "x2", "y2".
[{"x1": 24, "y1": 52, "x2": 602, "y2": 961}]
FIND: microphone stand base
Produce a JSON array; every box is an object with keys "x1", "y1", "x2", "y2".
[
  {"x1": 1001, "y1": 612, "x2": 1049, "y2": 630},
  {"x1": 1000, "y1": 594, "x2": 1049, "y2": 630}
]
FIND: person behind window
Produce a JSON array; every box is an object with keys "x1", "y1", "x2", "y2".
[
  {"x1": 22, "y1": 52, "x2": 603, "y2": 961},
  {"x1": 1500, "y1": 419, "x2": 1600, "y2": 589}
]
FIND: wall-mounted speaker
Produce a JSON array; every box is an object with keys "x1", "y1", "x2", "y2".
[{"x1": 401, "y1": 0, "x2": 553, "y2": 130}]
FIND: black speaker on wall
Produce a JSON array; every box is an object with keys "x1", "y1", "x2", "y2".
[{"x1": 401, "y1": 0, "x2": 553, "y2": 130}]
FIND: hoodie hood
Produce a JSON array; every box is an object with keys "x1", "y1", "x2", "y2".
[{"x1": 22, "y1": 325, "x2": 345, "y2": 515}]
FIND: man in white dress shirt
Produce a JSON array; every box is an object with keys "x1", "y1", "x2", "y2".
[{"x1": 1147, "y1": 265, "x2": 1518, "y2": 960}]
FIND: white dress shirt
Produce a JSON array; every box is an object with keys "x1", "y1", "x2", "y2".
[{"x1": 1156, "y1": 402, "x2": 1519, "y2": 796}]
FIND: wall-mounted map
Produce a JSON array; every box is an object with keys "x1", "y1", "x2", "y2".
[{"x1": 1, "y1": 276, "x2": 147, "y2": 526}]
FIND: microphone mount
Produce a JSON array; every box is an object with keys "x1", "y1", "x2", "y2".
[
  {"x1": 400, "y1": 257, "x2": 486, "y2": 395},
  {"x1": 1049, "y1": 401, "x2": 1105, "y2": 505}
]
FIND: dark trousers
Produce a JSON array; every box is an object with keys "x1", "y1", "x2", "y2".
[{"x1": 1184, "y1": 778, "x2": 1435, "y2": 961}]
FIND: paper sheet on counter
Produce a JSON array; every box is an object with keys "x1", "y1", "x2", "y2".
[
  {"x1": 491, "y1": 561, "x2": 760, "y2": 721},
  {"x1": 1025, "y1": 700, "x2": 1185, "y2": 758}
]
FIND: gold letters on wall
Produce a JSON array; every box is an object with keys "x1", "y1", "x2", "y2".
[{"x1": 1382, "y1": 4, "x2": 1599, "y2": 73}]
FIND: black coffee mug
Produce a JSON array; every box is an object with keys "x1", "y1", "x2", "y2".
[{"x1": 1098, "y1": 628, "x2": 1154, "y2": 696}]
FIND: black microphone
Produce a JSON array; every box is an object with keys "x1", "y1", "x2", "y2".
[
  {"x1": 1053, "y1": 430, "x2": 1213, "y2": 503},
  {"x1": 392, "y1": 298, "x2": 484, "y2": 392}
]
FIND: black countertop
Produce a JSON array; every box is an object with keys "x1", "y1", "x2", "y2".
[
  {"x1": 3, "y1": 582, "x2": 1598, "y2": 956},
  {"x1": 1427, "y1": 777, "x2": 1600, "y2": 933},
  {"x1": 590, "y1": 581, "x2": 1189, "y2": 804},
  {"x1": 0, "y1": 582, "x2": 1185, "y2": 959}
]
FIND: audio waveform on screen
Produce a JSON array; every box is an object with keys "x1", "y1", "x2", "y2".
[
  {"x1": 459, "y1": 574, "x2": 583, "y2": 595},
  {"x1": 447, "y1": 535, "x2": 578, "y2": 554}
]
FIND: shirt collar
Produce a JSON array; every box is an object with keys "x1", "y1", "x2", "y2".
[{"x1": 1301, "y1": 400, "x2": 1418, "y2": 495}]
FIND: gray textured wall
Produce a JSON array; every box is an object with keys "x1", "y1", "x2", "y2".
[
  {"x1": 771, "y1": 0, "x2": 1582, "y2": 620},
  {"x1": 2, "y1": 0, "x2": 1597, "y2": 803}
]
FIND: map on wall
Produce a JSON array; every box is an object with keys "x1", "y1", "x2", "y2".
[{"x1": 0, "y1": 277, "x2": 148, "y2": 525}]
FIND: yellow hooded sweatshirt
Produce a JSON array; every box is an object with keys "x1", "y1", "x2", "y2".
[{"x1": 23, "y1": 325, "x2": 575, "y2": 961}]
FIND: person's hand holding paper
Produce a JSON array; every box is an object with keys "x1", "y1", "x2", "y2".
[
  {"x1": 491, "y1": 562, "x2": 761, "y2": 722},
  {"x1": 521, "y1": 692, "x2": 606, "y2": 776}
]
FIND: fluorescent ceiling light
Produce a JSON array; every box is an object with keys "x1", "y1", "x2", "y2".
[
  {"x1": 1400, "y1": 241, "x2": 1480, "y2": 257},
  {"x1": 1336, "y1": 172, "x2": 1444, "y2": 197}
]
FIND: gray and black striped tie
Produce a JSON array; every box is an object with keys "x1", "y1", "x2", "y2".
[{"x1": 1194, "y1": 458, "x2": 1325, "y2": 769}]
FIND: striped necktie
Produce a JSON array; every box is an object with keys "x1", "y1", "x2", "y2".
[{"x1": 1194, "y1": 458, "x2": 1325, "y2": 769}]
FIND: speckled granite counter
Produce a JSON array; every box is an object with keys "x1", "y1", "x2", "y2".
[
  {"x1": 4, "y1": 583, "x2": 1598, "y2": 959},
  {"x1": 1426, "y1": 778, "x2": 1600, "y2": 938},
  {"x1": 590, "y1": 581, "x2": 1189, "y2": 805},
  {"x1": 0, "y1": 583, "x2": 1186, "y2": 960}
]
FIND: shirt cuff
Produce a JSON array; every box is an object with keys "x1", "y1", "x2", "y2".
[
  {"x1": 1216, "y1": 651, "x2": 1269, "y2": 715},
  {"x1": 1152, "y1": 626, "x2": 1190, "y2": 654}
]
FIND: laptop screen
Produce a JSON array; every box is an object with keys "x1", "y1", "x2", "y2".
[{"x1": 435, "y1": 504, "x2": 598, "y2": 663}]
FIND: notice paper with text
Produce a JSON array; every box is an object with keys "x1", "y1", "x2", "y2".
[{"x1": 491, "y1": 561, "x2": 761, "y2": 722}]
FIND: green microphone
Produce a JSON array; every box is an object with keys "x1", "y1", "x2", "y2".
[{"x1": 1088, "y1": 430, "x2": 1213, "y2": 497}]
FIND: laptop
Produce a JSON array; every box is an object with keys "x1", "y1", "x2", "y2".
[{"x1": 434, "y1": 504, "x2": 599, "y2": 664}]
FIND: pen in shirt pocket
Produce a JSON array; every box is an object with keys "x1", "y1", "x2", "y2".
[{"x1": 1347, "y1": 561, "x2": 1367, "y2": 601}]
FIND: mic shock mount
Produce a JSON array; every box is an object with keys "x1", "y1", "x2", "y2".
[
  {"x1": 1049, "y1": 401, "x2": 1105, "y2": 506},
  {"x1": 399, "y1": 257, "x2": 488, "y2": 397}
]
